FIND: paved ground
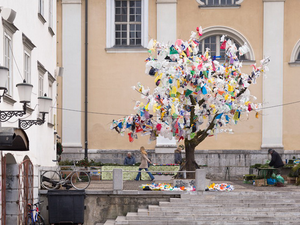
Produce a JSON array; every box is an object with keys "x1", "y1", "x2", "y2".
[{"x1": 86, "y1": 179, "x2": 300, "y2": 192}]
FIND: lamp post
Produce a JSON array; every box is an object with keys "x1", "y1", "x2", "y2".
[
  {"x1": 19, "y1": 94, "x2": 52, "y2": 130},
  {"x1": 0, "y1": 67, "x2": 33, "y2": 122}
]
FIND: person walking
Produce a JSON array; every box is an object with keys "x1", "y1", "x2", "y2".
[
  {"x1": 268, "y1": 148, "x2": 284, "y2": 174},
  {"x1": 135, "y1": 146, "x2": 155, "y2": 181}
]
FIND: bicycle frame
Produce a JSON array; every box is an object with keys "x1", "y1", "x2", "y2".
[
  {"x1": 58, "y1": 162, "x2": 81, "y2": 185},
  {"x1": 27, "y1": 201, "x2": 43, "y2": 224}
]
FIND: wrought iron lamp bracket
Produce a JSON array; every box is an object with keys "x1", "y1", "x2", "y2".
[{"x1": 0, "y1": 102, "x2": 27, "y2": 122}]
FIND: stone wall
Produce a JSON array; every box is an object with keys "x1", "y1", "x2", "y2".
[
  {"x1": 61, "y1": 148, "x2": 300, "y2": 180},
  {"x1": 39, "y1": 191, "x2": 180, "y2": 225}
]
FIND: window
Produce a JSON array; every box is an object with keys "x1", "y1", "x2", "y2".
[
  {"x1": 197, "y1": 0, "x2": 244, "y2": 7},
  {"x1": 106, "y1": 0, "x2": 148, "y2": 51},
  {"x1": 24, "y1": 51, "x2": 31, "y2": 84},
  {"x1": 38, "y1": 72, "x2": 44, "y2": 97},
  {"x1": 48, "y1": 72, "x2": 55, "y2": 125},
  {"x1": 23, "y1": 33, "x2": 35, "y2": 84},
  {"x1": 38, "y1": 0, "x2": 46, "y2": 23},
  {"x1": 289, "y1": 39, "x2": 300, "y2": 66},
  {"x1": 198, "y1": 26, "x2": 255, "y2": 63},
  {"x1": 115, "y1": 0, "x2": 141, "y2": 46},
  {"x1": 48, "y1": 0, "x2": 55, "y2": 35},
  {"x1": 198, "y1": 35, "x2": 245, "y2": 60},
  {"x1": 4, "y1": 32, "x2": 13, "y2": 95},
  {"x1": 39, "y1": 0, "x2": 44, "y2": 16},
  {"x1": 37, "y1": 62, "x2": 47, "y2": 97}
]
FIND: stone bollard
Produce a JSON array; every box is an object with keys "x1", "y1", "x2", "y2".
[
  {"x1": 113, "y1": 168, "x2": 123, "y2": 191},
  {"x1": 195, "y1": 168, "x2": 206, "y2": 191}
]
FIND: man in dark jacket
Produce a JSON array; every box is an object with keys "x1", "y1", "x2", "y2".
[
  {"x1": 174, "y1": 146, "x2": 183, "y2": 164},
  {"x1": 268, "y1": 148, "x2": 284, "y2": 174}
]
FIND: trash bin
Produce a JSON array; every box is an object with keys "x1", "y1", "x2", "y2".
[{"x1": 47, "y1": 190, "x2": 85, "y2": 224}]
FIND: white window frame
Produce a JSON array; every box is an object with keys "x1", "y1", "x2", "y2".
[
  {"x1": 38, "y1": 72, "x2": 44, "y2": 97},
  {"x1": 200, "y1": 26, "x2": 255, "y2": 64},
  {"x1": 289, "y1": 39, "x2": 300, "y2": 66},
  {"x1": 4, "y1": 31, "x2": 13, "y2": 96},
  {"x1": 24, "y1": 50, "x2": 31, "y2": 84},
  {"x1": 48, "y1": 72, "x2": 55, "y2": 125},
  {"x1": 49, "y1": 0, "x2": 53, "y2": 28},
  {"x1": 39, "y1": 0, "x2": 45, "y2": 16},
  {"x1": 106, "y1": 0, "x2": 148, "y2": 51},
  {"x1": 196, "y1": 0, "x2": 244, "y2": 6}
]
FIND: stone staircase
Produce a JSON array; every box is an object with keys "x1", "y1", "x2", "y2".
[{"x1": 104, "y1": 191, "x2": 300, "y2": 225}]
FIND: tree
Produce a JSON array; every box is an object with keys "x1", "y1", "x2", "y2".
[{"x1": 111, "y1": 28, "x2": 269, "y2": 178}]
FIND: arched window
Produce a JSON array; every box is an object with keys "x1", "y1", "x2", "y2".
[
  {"x1": 196, "y1": 0, "x2": 244, "y2": 7},
  {"x1": 289, "y1": 39, "x2": 300, "y2": 66},
  {"x1": 199, "y1": 26, "x2": 255, "y2": 64}
]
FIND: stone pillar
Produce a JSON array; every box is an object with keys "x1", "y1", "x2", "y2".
[
  {"x1": 113, "y1": 169, "x2": 123, "y2": 191},
  {"x1": 195, "y1": 169, "x2": 206, "y2": 191},
  {"x1": 262, "y1": 0, "x2": 285, "y2": 152},
  {"x1": 155, "y1": 0, "x2": 178, "y2": 151},
  {"x1": 62, "y1": 0, "x2": 82, "y2": 150},
  {"x1": 5, "y1": 164, "x2": 19, "y2": 224}
]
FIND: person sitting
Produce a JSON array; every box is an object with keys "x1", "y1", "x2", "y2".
[
  {"x1": 268, "y1": 148, "x2": 284, "y2": 174},
  {"x1": 174, "y1": 146, "x2": 183, "y2": 165},
  {"x1": 124, "y1": 152, "x2": 136, "y2": 165}
]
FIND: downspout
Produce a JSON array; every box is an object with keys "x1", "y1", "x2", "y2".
[{"x1": 84, "y1": 0, "x2": 88, "y2": 160}]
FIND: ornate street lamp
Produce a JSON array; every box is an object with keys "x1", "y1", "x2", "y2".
[
  {"x1": 19, "y1": 94, "x2": 52, "y2": 130},
  {"x1": 0, "y1": 66, "x2": 33, "y2": 122}
]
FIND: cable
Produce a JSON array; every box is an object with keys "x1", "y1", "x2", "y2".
[
  {"x1": 52, "y1": 99, "x2": 300, "y2": 118},
  {"x1": 8, "y1": 42, "x2": 24, "y2": 81}
]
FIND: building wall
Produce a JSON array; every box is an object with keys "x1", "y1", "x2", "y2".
[
  {"x1": 0, "y1": 0, "x2": 58, "y2": 219},
  {"x1": 58, "y1": 0, "x2": 300, "y2": 158}
]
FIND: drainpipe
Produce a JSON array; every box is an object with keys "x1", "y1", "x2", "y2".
[{"x1": 84, "y1": 0, "x2": 88, "y2": 160}]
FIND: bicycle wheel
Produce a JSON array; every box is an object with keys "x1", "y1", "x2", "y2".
[
  {"x1": 36, "y1": 214, "x2": 45, "y2": 225},
  {"x1": 41, "y1": 171, "x2": 61, "y2": 190},
  {"x1": 71, "y1": 170, "x2": 91, "y2": 190},
  {"x1": 27, "y1": 216, "x2": 34, "y2": 225}
]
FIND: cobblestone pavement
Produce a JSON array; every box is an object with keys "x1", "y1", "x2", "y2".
[{"x1": 86, "y1": 179, "x2": 300, "y2": 192}]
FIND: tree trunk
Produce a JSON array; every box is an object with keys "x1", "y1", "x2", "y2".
[{"x1": 184, "y1": 139, "x2": 197, "y2": 179}]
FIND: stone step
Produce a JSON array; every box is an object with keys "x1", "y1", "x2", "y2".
[
  {"x1": 144, "y1": 206, "x2": 300, "y2": 213},
  {"x1": 169, "y1": 198, "x2": 300, "y2": 203},
  {"x1": 180, "y1": 192, "x2": 300, "y2": 199},
  {"x1": 125, "y1": 212, "x2": 297, "y2": 222},
  {"x1": 146, "y1": 205, "x2": 299, "y2": 212},
  {"x1": 159, "y1": 201, "x2": 300, "y2": 208},
  {"x1": 115, "y1": 220, "x2": 300, "y2": 225},
  {"x1": 137, "y1": 209, "x2": 300, "y2": 217},
  {"x1": 103, "y1": 219, "x2": 116, "y2": 225}
]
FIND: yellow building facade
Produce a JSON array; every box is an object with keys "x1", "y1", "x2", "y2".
[{"x1": 56, "y1": 0, "x2": 300, "y2": 176}]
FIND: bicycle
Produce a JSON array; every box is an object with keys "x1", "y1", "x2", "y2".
[
  {"x1": 27, "y1": 200, "x2": 45, "y2": 225},
  {"x1": 41, "y1": 160, "x2": 91, "y2": 190}
]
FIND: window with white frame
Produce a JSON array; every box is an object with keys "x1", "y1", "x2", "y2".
[
  {"x1": 24, "y1": 51, "x2": 31, "y2": 84},
  {"x1": 48, "y1": 0, "x2": 55, "y2": 35},
  {"x1": 199, "y1": 35, "x2": 246, "y2": 60},
  {"x1": 4, "y1": 32, "x2": 13, "y2": 95},
  {"x1": 38, "y1": 0, "x2": 46, "y2": 23},
  {"x1": 37, "y1": 62, "x2": 47, "y2": 97},
  {"x1": 197, "y1": 0, "x2": 245, "y2": 6},
  {"x1": 106, "y1": 0, "x2": 148, "y2": 50},
  {"x1": 48, "y1": 73, "x2": 55, "y2": 124},
  {"x1": 115, "y1": 0, "x2": 142, "y2": 46},
  {"x1": 38, "y1": 72, "x2": 44, "y2": 97},
  {"x1": 200, "y1": 0, "x2": 236, "y2": 5},
  {"x1": 39, "y1": 0, "x2": 44, "y2": 16}
]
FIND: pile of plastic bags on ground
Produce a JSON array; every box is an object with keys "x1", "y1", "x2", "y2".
[
  {"x1": 140, "y1": 182, "x2": 234, "y2": 192},
  {"x1": 141, "y1": 183, "x2": 196, "y2": 191},
  {"x1": 206, "y1": 183, "x2": 235, "y2": 191}
]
